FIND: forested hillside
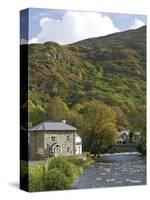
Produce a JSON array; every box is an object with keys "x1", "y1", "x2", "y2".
[{"x1": 23, "y1": 26, "x2": 146, "y2": 129}]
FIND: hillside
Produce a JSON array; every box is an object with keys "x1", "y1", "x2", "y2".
[{"x1": 25, "y1": 26, "x2": 146, "y2": 125}]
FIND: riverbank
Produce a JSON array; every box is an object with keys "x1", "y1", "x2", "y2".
[{"x1": 21, "y1": 153, "x2": 94, "y2": 192}]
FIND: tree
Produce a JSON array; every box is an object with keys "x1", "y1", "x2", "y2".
[
  {"x1": 46, "y1": 96, "x2": 73, "y2": 122},
  {"x1": 79, "y1": 101, "x2": 117, "y2": 155},
  {"x1": 113, "y1": 107, "x2": 129, "y2": 130},
  {"x1": 28, "y1": 100, "x2": 45, "y2": 126},
  {"x1": 129, "y1": 105, "x2": 146, "y2": 154}
]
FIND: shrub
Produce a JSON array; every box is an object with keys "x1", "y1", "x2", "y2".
[
  {"x1": 44, "y1": 169, "x2": 71, "y2": 190},
  {"x1": 48, "y1": 157, "x2": 74, "y2": 181},
  {"x1": 29, "y1": 164, "x2": 45, "y2": 192},
  {"x1": 67, "y1": 157, "x2": 85, "y2": 167},
  {"x1": 137, "y1": 141, "x2": 146, "y2": 155},
  {"x1": 20, "y1": 161, "x2": 28, "y2": 190}
]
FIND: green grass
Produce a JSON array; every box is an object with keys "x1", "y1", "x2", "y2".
[{"x1": 20, "y1": 154, "x2": 94, "y2": 192}]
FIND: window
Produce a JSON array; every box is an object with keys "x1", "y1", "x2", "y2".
[
  {"x1": 67, "y1": 147, "x2": 70, "y2": 152},
  {"x1": 67, "y1": 135, "x2": 69, "y2": 141},
  {"x1": 51, "y1": 136, "x2": 55, "y2": 141}
]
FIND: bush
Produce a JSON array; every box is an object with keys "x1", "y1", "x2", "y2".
[
  {"x1": 29, "y1": 164, "x2": 45, "y2": 192},
  {"x1": 48, "y1": 157, "x2": 74, "y2": 181},
  {"x1": 20, "y1": 161, "x2": 28, "y2": 190},
  {"x1": 137, "y1": 141, "x2": 146, "y2": 155},
  {"x1": 27, "y1": 156, "x2": 94, "y2": 191},
  {"x1": 67, "y1": 157, "x2": 86, "y2": 167},
  {"x1": 44, "y1": 169, "x2": 71, "y2": 190}
]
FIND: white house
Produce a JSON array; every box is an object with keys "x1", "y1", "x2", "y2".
[{"x1": 117, "y1": 130, "x2": 140, "y2": 145}]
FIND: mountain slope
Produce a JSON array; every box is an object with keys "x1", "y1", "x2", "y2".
[{"x1": 26, "y1": 26, "x2": 146, "y2": 116}]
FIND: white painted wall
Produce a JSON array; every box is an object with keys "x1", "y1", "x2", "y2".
[
  {"x1": 75, "y1": 133, "x2": 82, "y2": 143},
  {"x1": 75, "y1": 144, "x2": 82, "y2": 155},
  {"x1": 75, "y1": 134, "x2": 82, "y2": 155}
]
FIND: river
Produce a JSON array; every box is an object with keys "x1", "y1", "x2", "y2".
[{"x1": 73, "y1": 152, "x2": 146, "y2": 189}]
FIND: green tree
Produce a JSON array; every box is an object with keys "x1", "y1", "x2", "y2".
[
  {"x1": 28, "y1": 100, "x2": 45, "y2": 126},
  {"x1": 46, "y1": 96, "x2": 72, "y2": 121},
  {"x1": 79, "y1": 101, "x2": 117, "y2": 155},
  {"x1": 129, "y1": 105, "x2": 146, "y2": 154},
  {"x1": 113, "y1": 107, "x2": 129, "y2": 130}
]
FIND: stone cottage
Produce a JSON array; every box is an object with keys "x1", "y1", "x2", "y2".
[{"x1": 29, "y1": 121, "x2": 82, "y2": 160}]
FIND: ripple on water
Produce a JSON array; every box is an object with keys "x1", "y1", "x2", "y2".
[
  {"x1": 125, "y1": 179, "x2": 141, "y2": 183},
  {"x1": 73, "y1": 153, "x2": 146, "y2": 189},
  {"x1": 122, "y1": 168, "x2": 128, "y2": 172},
  {"x1": 100, "y1": 173, "x2": 106, "y2": 175},
  {"x1": 115, "y1": 181, "x2": 122, "y2": 184},
  {"x1": 106, "y1": 178, "x2": 115, "y2": 182},
  {"x1": 96, "y1": 177, "x2": 103, "y2": 181},
  {"x1": 104, "y1": 169, "x2": 111, "y2": 172}
]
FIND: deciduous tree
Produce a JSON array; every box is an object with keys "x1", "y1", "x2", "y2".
[{"x1": 79, "y1": 101, "x2": 117, "y2": 155}]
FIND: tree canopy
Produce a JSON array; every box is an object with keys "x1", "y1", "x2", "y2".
[{"x1": 78, "y1": 101, "x2": 117, "y2": 154}]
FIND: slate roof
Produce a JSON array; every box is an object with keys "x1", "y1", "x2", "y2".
[{"x1": 29, "y1": 121, "x2": 77, "y2": 132}]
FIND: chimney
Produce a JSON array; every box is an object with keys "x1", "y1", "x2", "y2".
[{"x1": 62, "y1": 120, "x2": 66, "y2": 124}]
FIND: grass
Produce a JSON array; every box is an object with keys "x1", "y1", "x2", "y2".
[{"x1": 20, "y1": 153, "x2": 94, "y2": 192}]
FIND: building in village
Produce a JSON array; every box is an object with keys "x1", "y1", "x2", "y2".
[
  {"x1": 117, "y1": 130, "x2": 141, "y2": 145},
  {"x1": 29, "y1": 121, "x2": 82, "y2": 160}
]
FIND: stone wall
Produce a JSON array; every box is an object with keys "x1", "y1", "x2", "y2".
[
  {"x1": 44, "y1": 131, "x2": 75, "y2": 158},
  {"x1": 29, "y1": 132, "x2": 44, "y2": 160},
  {"x1": 29, "y1": 131, "x2": 76, "y2": 160}
]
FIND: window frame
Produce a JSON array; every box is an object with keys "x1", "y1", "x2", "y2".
[
  {"x1": 51, "y1": 136, "x2": 56, "y2": 141},
  {"x1": 67, "y1": 147, "x2": 70, "y2": 152},
  {"x1": 66, "y1": 135, "x2": 69, "y2": 141}
]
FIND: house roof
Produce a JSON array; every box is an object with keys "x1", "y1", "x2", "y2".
[
  {"x1": 29, "y1": 121, "x2": 77, "y2": 132},
  {"x1": 118, "y1": 130, "x2": 140, "y2": 136}
]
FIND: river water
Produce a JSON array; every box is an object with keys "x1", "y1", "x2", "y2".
[{"x1": 73, "y1": 152, "x2": 146, "y2": 189}]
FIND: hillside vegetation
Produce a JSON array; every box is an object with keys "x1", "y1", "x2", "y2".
[{"x1": 21, "y1": 26, "x2": 146, "y2": 132}]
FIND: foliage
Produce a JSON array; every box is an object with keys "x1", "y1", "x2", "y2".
[
  {"x1": 29, "y1": 164, "x2": 45, "y2": 192},
  {"x1": 44, "y1": 169, "x2": 71, "y2": 190},
  {"x1": 113, "y1": 107, "x2": 129, "y2": 130},
  {"x1": 27, "y1": 156, "x2": 93, "y2": 192},
  {"x1": 129, "y1": 105, "x2": 146, "y2": 155},
  {"x1": 48, "y1": 157, "x2": 74, "y2": 181},
  {"x1": 67, "y1": 153, "x2": 94, "y2": 168},
  {"x1": 78, "y1": 101, "x2": 117, "y2": 154},
  {"x1": 24, "y1": 26, "x2": 146, "y2": 153},
  {"x1": 25, "y1": 26, "x2": 146, "y2": 127},
  {"x1": 28, "y1": 100, "x2": 45, "y2": 126},
  {"x1": 137, "y1": 134, "x2": 146, "y2": 155},
  {"x1": 67, "y1": 157, "x2": 86, "y2": 168},
  {"x1": 46, "y1": 96, "x2": 73, "y2": 122},
  {"x1": 20, "y1": 161, "x2": 28, "y2": 190}
]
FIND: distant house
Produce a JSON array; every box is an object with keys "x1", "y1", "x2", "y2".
[
  {"x1": 117, "y1": 130, "x2": 140, "y2": 145},
  {"x1": 29, "y1": 121, "x2": 82, "y2": 160}
]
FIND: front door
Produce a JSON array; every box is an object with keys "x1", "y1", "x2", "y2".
[{"x1": 54, "y1": 145, "x2": 61, "y2": 156}]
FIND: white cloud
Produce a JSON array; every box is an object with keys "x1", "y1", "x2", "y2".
[
  {"x1": 29, "y1": 37, "x2": 38, "y2": 44},
  {"x1": 29, "y1": 11, "x2": 120, "y2": 45},
  {"x1": 131, "y1": 18, "x2": 145, "y2": 29}
]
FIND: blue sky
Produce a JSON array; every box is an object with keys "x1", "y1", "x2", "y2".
[{"x1": 20, "y1": 8, "x2": 146, "y2": 44}]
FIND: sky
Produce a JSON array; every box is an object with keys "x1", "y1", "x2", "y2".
[{"x1": 20, "y1": 8, "x2": 147, "y2": 45}]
